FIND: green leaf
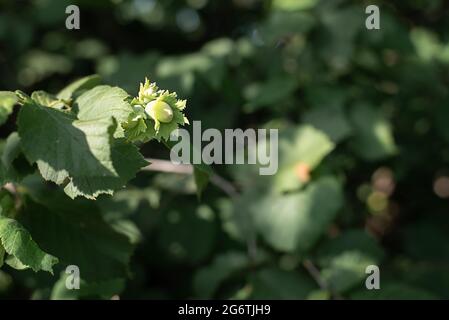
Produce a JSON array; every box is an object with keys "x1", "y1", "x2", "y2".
[
  {"x1": 153, "y1": 173, "x2": 197, "y2": 194},
  {"x1": 410, "y1": 28, "x2": 449, "y2": 63},
  {"x1": 315, "y1": 230, "x2": 384, "y2": 293},
  {"x1": 0, "y1": 132, "x2": 35, "y2": 185},
  {"x1": 250, "y1": 267, "x2": 317, "y2": 299},
  {"x1": 303, "y1": 104, "x2": 352, "y2": 143},
  {"x1": 75, "y1": 85, "x2": 132, "y2": 137},
  {"x1": 63, "y1": 139, "x2": 148, "y2": 199},
  {"x1": 273, "y1": 0, "x2": 318, "y2": 11},
  {"x1": 18, "y1": 198, "x2": 134, "y2": 282},
  {"x1": 0, "y1": 133, "x2": 21, "y2": 169},
  {"x1": 0, "y1": 133, "x2": 23, "y2": 184},
  {"x1": 244, "y1": 77, "x2": 298, "y2": 112},
  {"x1": 100, "y1": 53, "x2": 159, "y2": 94},
  {"x1": 273, "y1": 125, "x2": 335, "y2": 193},
  {"x1": 5, "y1": 255, "x2": 29, "y2": 270},
  {"x1": 349, "y1": 104, "x2": 397, "y2": 161},
  {"x1": 156, "y1": 51, "x2": 223, "y2": 93},
  {"x1": 307, "y1": 289, "x2": 331, "y2": 300},
  {"x1": 317, "y1": 6, "x2": 362, "y2": 70},
  {"x1": 158, "y1": 203, "x2": 216, "y2": 264},
  {"x1": 18, "y1": 102, "x2": 113, "y2": 181},
  {"x1": 0, "y1": 91, "x2": 18, "y2": 126},
  {"x1": 18, "y1": 98, "x2": 146, "y2": 199},
  {"x1": 0, "y1": 244, "x2": 4, "y2": 268},
  {"x1": 0, "y1": 191, "x2": 15, "y2": 219},
  {"x1": 109, "y1": 219, "x2": 142, "y2": 245},
  {"x1": 258, "y1": 11, "x2": 315, "y2": 44},
  {"x1": 350, "y1": 282, "x2": 439, "y2": 300},
  {"x1": 97, "y1": 187, "x2": 160, "y2": 219},
  {"x1": 31, "y1": 91, "x2": 66, "y2": 109},
  {"x1": 251, "y1": 177, "x2": 342, "y2": 252},
  {"x1": 57, "y1": 75, "x2": 102, "y2": 100},
  {"x1": 304, "y1": 85, "x2": 347, "y2": 110},
  {"x1": 193, "y1": 165, "x2": 211, "y2": 199},
  {"x1": 399, "y1": 264, "x2": 449, "y2": 298},
  {"x1": 51, "y1": 273, "x2": 125, "y2": 300},
  {"x1": 193, "y1": 251, "x2": 249, "y2": 298},
  {"x1": 280, "y1": 125, "x2": 335, "y2": 170},
  {"x1": 0, "y1": 216, "x2": 58, "y2": 273},
  {"x1": 122, "y1": 116, "x2": 148, "y2": 142}
]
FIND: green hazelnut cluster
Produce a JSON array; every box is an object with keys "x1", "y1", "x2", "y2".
[{"x1": 122, "y1": 78, "x2": 189, "y2": 142}]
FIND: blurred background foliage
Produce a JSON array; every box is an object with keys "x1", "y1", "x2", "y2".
[{"x1": 1, "y1": 0, "x2": 449, "y2": 300}]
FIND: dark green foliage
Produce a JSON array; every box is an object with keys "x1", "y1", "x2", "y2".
[{"x1": 1, "y1": 0, "x2": 449, "y2": 300}]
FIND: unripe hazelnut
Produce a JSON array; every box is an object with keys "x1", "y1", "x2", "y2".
[{"x1": 145, "y1": 100, "x2": 173, "y2": 123}]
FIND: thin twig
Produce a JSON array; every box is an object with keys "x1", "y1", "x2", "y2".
[
  {"x1": 3, "y1": 182, "x2": 16, "y2": 194},
  {"x1": 2, "y1": 182, "x2": 22, "y2": 212},
  {"x1": 142, "y1": 158, "x2": 239, "y2": 198},
  {"x1": 303, "y1": 259, "x2": 328, "y2": 290},
  {"x1": 303, "y1": 259, "x2": 343, "y2": 300},
  {"x1": 142, "y1": 158, "x2": 193, "y2": 175},
  {"x1": 209, "y1": 174, "x2": 239, "y2": 198}
]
